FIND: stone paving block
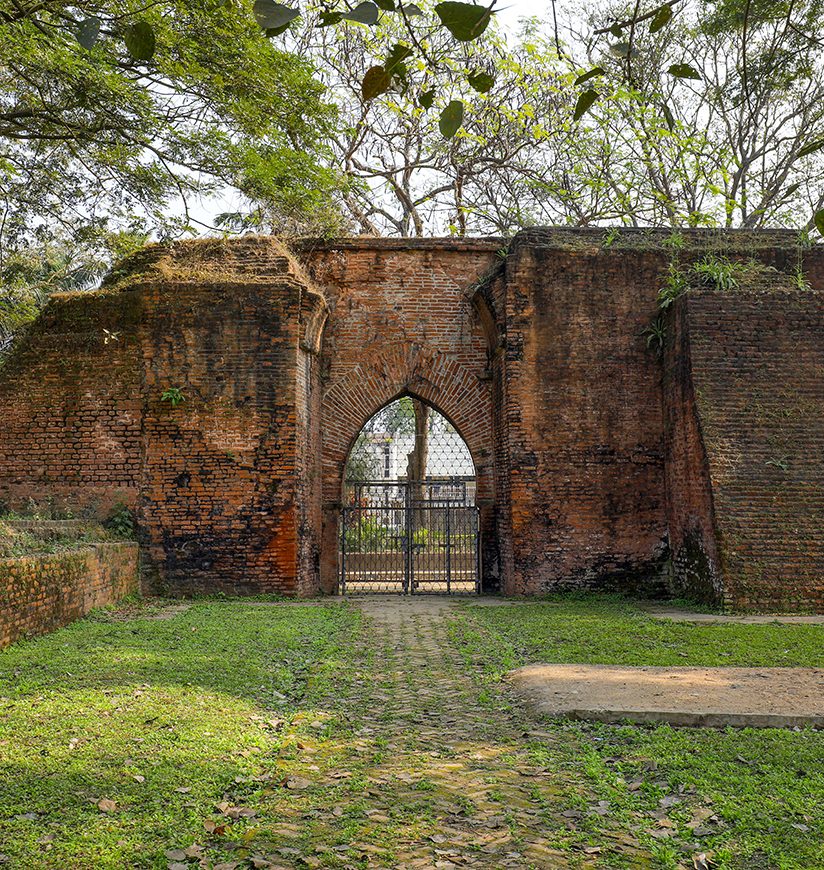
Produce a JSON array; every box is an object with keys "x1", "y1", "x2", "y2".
[{"x1": 509, "y1": 663, "x2": 824, "y2": 728}]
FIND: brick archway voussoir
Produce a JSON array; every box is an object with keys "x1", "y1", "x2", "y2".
[{"x1": 321, "y1": 345, "x2": 492, "y2": 504}]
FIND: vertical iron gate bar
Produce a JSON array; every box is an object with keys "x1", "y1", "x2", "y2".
[
  {"x1": 404, "y1": 481, "x2": 411, "y2": 594},
  {"x1": 445, "y1": 499, "x2": 451, "y2": 594},
  {"x1": 340, "y1": 508, "x2": 347, "y2": 595},
  {"x1": 475, "y1": 507, "x2": 481, "y2": 594}
]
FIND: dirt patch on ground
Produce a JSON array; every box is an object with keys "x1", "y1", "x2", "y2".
[{"x1": 509, "y1": 663, "x2": 824, "y2": 728}]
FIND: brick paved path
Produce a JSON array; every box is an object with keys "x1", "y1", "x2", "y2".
[{"x1": 247, "y1": 597, "x2": 648, "y2": 868}]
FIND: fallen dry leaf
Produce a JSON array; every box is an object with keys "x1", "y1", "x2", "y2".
[{"x1": 97, "y1": 798, "x2": 117, "y2": 813}]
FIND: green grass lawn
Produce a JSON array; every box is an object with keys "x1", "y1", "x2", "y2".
[
  {"x1": 455, "y1": 595, "x2": 824, "y2": 670},
  {"x1": 0, "y1": 600, "x2": 357, "y2": 869},
  {"x1": 450, "y1": 595, "x2": 824, "y2": 870},
  {"x1": 1, "y1": 594, "x2": 822, "y2": 870}
]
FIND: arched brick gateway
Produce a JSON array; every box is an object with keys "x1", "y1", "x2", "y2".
[
  {"x1": 318, "y1": 345, "x2": 497, "y2": 592},
  {"x1": 298, "y1": 238, "x2": 503, "y2": 593},
  {"x1": 0, "y1": 230, "x2": 823, "y2": 611}
]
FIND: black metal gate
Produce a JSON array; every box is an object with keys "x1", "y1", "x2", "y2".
[{"x1": 340, "y1": 479, "x2": 480, "y2": 594}]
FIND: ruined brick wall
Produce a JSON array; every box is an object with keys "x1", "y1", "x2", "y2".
[
  {"x1": 502, "y1": 230, "x2": 670, "y2": 595},
  {"x1": 663, "y1": 299, "x2": 723, "y2": 603},
  {"x1": 0, "y1": 291, "x2": 142, "y2": 517},
  {"x1": 0, "y1": 543, "x2": 138, "y2": 647},
  {"x1": 1, "y1": 231, "x2": 822, "y2": 609},
  {"x1": 297, "y1": 239, "x2": 504, "y2": 591},
  {"x1": 133, "y1": 239, "x2": 326, "y2": 596},
  {"x1": 669, "y1": 287, "x2": 824, "y2": 610}
]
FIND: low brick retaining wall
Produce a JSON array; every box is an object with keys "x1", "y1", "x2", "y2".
[{"x1": 0, "y1": 543, "x2": 139, "y2": 647}]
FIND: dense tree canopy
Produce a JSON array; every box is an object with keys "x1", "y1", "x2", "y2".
[
  {"x1": 0, "y1": 0, "x2": 346, "y2": 261},
  {"x1": 280, "y1": 1, "x2": 824, "y2": 235}
]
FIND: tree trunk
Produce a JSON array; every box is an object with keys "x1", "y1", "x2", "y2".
[{"x1": 406, "y1": 399, "x2": 430, "y2": 526}]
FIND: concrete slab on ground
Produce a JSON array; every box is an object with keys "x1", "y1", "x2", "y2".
[
  {"x1": 642, "y1": 606, "x2": 824, "y2": 624},
  {"x1": 509, "y1": 663, "x2": 824, "y2": 728}
]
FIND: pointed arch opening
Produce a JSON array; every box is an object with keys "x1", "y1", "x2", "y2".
[{"x1": 339, "y1": 395, "x2": 480, "y2": 595}]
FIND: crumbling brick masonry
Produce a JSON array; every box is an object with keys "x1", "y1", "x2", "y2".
[{"x1": 0, "y1": 229, "x2": 821, "y2": 610}]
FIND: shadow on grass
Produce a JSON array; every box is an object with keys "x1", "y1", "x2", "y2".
[
  {"x1": 0, "y1": 601, "x2": 358, "y2": 868},
  {"x1": 0, "y1": 600, "x2": 355, "y2": 705}
]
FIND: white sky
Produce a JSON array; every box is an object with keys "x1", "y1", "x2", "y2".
[{"x1": 495, "y1": 0, "x2": 550, "y2": 29}]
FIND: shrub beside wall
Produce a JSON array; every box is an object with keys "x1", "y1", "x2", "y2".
[{"x1": 0, "y1": 543, "x2": 138, "y2": 647}]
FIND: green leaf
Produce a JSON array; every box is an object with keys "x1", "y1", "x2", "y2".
[
  {"x1": 662, "y1": 102, "x2": 674, "y2": 130},
  {"x1": 362, "y1": 65, "x2": 392, "y2": 99},
  {"x1": 798, "y1": 138, "x2": 824, "y2": 158},
  {"x1": 815, "y1": 208, "x2": 824, "y2": 237},
  {"x1": 435, "y1": 2, "x2": 492, "y2": 41},
  {"x1": 610, "y1": 41, "x2": 631, "y2": 58},
  {"x1": 574, "y1": 67, "x2": 604, "y2": 86},
  {"x1": 668, "y1": 63, "x2": 701, "y2": 80},
  {"x1": 573, "y1": 88, "x2": 598, "y2": 121},
  {"x1": 375, "y1": 0, "x2": 396, "y2": 8},
  {"x1": 385, "y1": 43, "x2": 413, "y2": 73},
  {"x1": 253, "y1": 0, "x2": 300, "y2": 30},
  {"x1": 609, "y1": 23, "x2": 624, "y2": 36},
  {"x1": 439, "y1": 99, "x2": 464, "y2": 138},
  {"x1": 419, "y1": 89, "x2": 435, "y2": 109},
  {"x1": 398, "y1": 3, "x2": 424, "y2": 14},
  {"x1": 649, "y1": 4, "x2": 673, "y2": 33},
  {"x1": 343, "y1": 2, "x2": 380, "y2": 24},
  {"x1": 467, "y1": 71, "x2": 494, "y2": 92},
  {"x1": 318, "y1": 10, "x2": 343, "y2": 24},
  {"x1": 123, "y1": 21, "x2": 156, "y2": 61},
  {"x1": 76, "y1": 17, "x2": 101, "y2": 50}
]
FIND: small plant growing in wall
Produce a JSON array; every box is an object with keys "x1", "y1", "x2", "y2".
[
  {"x1": 105, "y1": 503, "x2": 135, "y2": 538},
  {"x1": 791, "y1": 267, "x2": 812, "y2": 292},
  {"x1": 160, "y1": 387, "x2": 186, "y2": 407},
  {"x1": 642, "y1": 314, "x2": 668, "y2": 357},
  {"x1": 662, "y1": 230, "x2": 685, "y2": 252},
  {"x1": 601, "y1": 227, "x2": 621, "y2": 249},
  {"x1": 693, "y1": 254, "x2": 742, "y2": 291},
  {"x1": 657, "y1": 263, "x2": 689, "y2": 310}
]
